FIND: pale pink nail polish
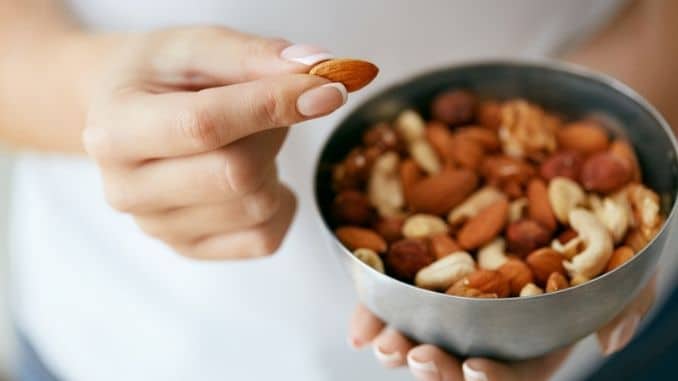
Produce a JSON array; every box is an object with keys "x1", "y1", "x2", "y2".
[
  {"x1": 373, "y1": 344, "x2": 403, "y2": 367},
  {"x1": 297, "y1": 83, "x2": 347, "y2": 117},
  {"x1": 280, "y1": 44, "x2": 334, "y2": 66},
  {"x1": 407, "y1": 353, "x2": 440, "y2": 381},
  {"x1": 463, "y1": 362, "x2": 489, "y2": 381}
]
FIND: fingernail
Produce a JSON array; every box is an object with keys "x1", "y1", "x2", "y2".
[
  {"x1": 407, "y1": 353, "x2": 439, "y2": 381},
  {"x1": 605, "y1": 314, "x2": 641, "y2": 355},
  {"x1": 463, "y1": 362, "x2": 489, "y2": 381},
  {"x1": 373, "y1": 344, "x2": 403, "y2": 367},
  {"x1": 297, "y1": 83, "x2": 347, "y2": 117},
  {"x1": 280, "y1": 44, "x2": 334, "y2": 66},
  {"x1": 348, "y1": 337, "x2": 363, "y2": 350}
]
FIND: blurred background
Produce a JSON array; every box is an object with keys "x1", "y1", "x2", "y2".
[{"x1": 0, "y1": 155, "x2": 15, "y2": 380}]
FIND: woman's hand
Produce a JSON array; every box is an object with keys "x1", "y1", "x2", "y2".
[
  {"x1": 84, "y1": 27, "x2": 346, "y2": 259},
  {"x1": 349, "y1": 277, "x2": 656, "y2": 380}
]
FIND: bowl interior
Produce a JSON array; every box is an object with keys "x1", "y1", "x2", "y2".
[{"x1": 315, "y1": 61, "x2": 678, "y2": 288}]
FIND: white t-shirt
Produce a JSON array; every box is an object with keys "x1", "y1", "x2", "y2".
[{"x1": 9, "y1": 1, "x2": 627, "y2": 380}]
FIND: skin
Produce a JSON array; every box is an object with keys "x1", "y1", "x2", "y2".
[{"x1": 1, "y1": 0, "x2": 675, "y2": 379}]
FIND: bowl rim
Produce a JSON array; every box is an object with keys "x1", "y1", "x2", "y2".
[{"x1": 312, "y1": 58, "x2": 678, "y2": 303}]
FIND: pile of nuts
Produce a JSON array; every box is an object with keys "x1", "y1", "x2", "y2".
[{"x1": 330, "y1": 89, "x2": 664, "y2": 298}]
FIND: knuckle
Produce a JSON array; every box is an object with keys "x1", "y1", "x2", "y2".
[
  {"x1": 82, "y1": 126, "x2": 112, "y2": 160},
  {"x1": 243, "y1": 185, "x2": 281, "y2": 223},
  {"x1": 104, "y1": 184, "x2": 140, "y2": 212},
  {"x1": 215, "y1": 150, "x2": 271, "y2": 196},
  {"x1": 257, "y1": 87, "x2": 287, "y2": 127},
  {"x1": 177, "y1": 106, "x2": 221, "y2": 150}
]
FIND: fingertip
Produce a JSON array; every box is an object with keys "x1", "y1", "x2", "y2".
[
  {"x1": 463, "y1": 358, "x2": 500, "y2": 381},
  {"x1": 280, "y1": 44, "x2": 334, "y2": 67},
  {"x1": 371, "y1": 327, "x2": 414, "y2": 368},
  {"x1": 296, "y1": 82, "x2": 347, "y2": 117},
  {"x1": 407, "y1": 344, "x2": 462, "y2": 381},
  {"x1": 348, "y1": 305, "x2": 384, "y2": 350}
]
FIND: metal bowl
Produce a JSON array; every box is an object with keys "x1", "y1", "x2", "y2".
[{"x1": 313, "y1": 60, "x2": 678, "y2": 360}]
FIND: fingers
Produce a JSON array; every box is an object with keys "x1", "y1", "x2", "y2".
[
  {"x1": 125, "y1": 26, "x2": 333, "y2": 87},
  {"x1": 86, "y1": 74, "x2": 346, "y2": 160},
  {"x1": 172, "y1": 184, "x2": 296, "y2": 260},
  {"x1": 371, "y1": 328, "x2": 415, "y2": 368},
  {"x1": 462, "y1": 346, "x2": 571, "y2": 381},
  {"x1": 101, "y1": 130, "x2": 285, "y2": 212},
  {"x1": 348, "y1": 304, "x2": 385, "y2": 349},
  {"x1": 407, "y1": 345, "x2": 464, "y2": 381},
  {"x1": 597, "y1": 275, "x2": 657, "y2": 355}
]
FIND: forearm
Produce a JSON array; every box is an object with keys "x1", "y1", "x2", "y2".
[
  {"x1": 567, "y1": 0, "x2": 678, "y2": 131},
  {"x1": 0, "y1": 1, "x2": 116, "y2": 153}
]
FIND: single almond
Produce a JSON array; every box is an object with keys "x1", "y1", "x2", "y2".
[
  {"x1": 458, "y1": 198, "x2": 509, "y2": 250},
  {"x1": 498, "y1": 258, "x2": 534, "y2": 296},
  {"x1": 335, "y1": 226, "x2": 387, "y2": 253},
  {"x1": 556, "y1": 121, "x2": 609, "y2": 155},
  {"x1": 527, "y1": 179, "x2": 557, "y2": 232},
  {"x1": 606, "y1": 246, "x2": 635, "y2": 272},
  {"x1": 580, "y1": 152, "x2": 632, "y2": 193},
  {"x1": 308, "y1": 58, "x2": 378, "y2": 92},
  {"x1": 425, "y1": 121, "x2": 456, "y2": 165},
  {"x1": 545, "y1": 272, "x2": 569, "y2": 292},
  {"x1": 449, "y1": 134, "x2": 485, "y2": 170},
  {"x1": 399, "y1": 159, "x2": 423, "y2": 204},
  {"x1": 463, "y1": 270, "x2": 511, "y2": 298},
  {"x1": 409, "y1": 168, "x2": 478, "y2": 215},
  {"x1": 428, "y1": 234, "x2": 462, "y2": 259},
  {"x1": 526, "y1": 248, "x2": 567, "y2": 285}
]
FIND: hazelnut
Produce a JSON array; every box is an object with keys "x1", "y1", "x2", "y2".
[
  {"x1": 332, "y1": 190, "x2": 372, "y2": 225},
  {"x1": 384, "y1": 239, "x2": 435, "y2": 282},
  {"x1": 539, "y1": 151, "x2": 583, "y2": 182},
  {"x1": 498, "y1": 258, "x2": 534, "y2": 296},
  {"x1": 506, "y1": 219, "x2": 551, "y2": 256},
  {"x1": 431, "y1": 90, "x2": 476, "y2": 126},
  {"x1": 545, "y1": 272, "x2": 569, "y2": 293}
]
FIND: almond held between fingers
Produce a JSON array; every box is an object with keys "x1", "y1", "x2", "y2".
[
  {"x1": 408, "y1": 168, "x2": 478, "y2": 215},
  {"x1": 308, "y1": 58, "x2": 379, "y2": 92},
  {"x1": 335, "y1": 226, "x2": 387, "y2": 253},
  {"x1": 526, "y1": 248, "x2": 567, "y2": 285},
  {"x1": 458, "y1": 198, "x2": 509, "y2": 250}
]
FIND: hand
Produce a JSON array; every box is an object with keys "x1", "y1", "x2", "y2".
[
  {"x1": 84, "y1": 27, "x2": 346, "y2": 259},
  {"x1": 349, "y1": 277, "x2": 656, "y2": 381}
]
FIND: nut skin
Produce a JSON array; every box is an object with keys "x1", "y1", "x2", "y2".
[
  {"x1": 373, "y1": 216, "x2": 405, "y2": 243},
  {"x1": 506, "y1": 219, "x2": 551, "y2": 257},
  {"x1": 335, "y1": 226, "x2": 387, "y2": 253},
  {"x1": 606, "y1": 246, "x2": 635, "y2": 272},
  {"x1": 332, "y1": 190, "x2": 373, "y2": 225},
  {"x1": 556, "y1": 121, "x2": 609, "y2": 155},
  {"x1": 431, "y1": 90, "x2": 476, "y2": 126},
  {"x1": 458, "y1": 198, "x2": 509, "y2": 250},
  {"x1": 428, "y1": 234, "x2": 462, "y2": 259},
  {"x1": 545, "y1": 272, "x2": 569, "y2": 293},
  {"x1": 308, "y1": 58, "x2": 378, "y2": 92},
  {"x1": 527, "y1": 179, "x2": 557, "y2": 232},
  {"x1": 463, "y1": 270, "x2": 511, "y2": 298},
  {"x1": 384, "y1": 239, "x2": 435, "y2": 282},
  {"x1": 580, "y1": 152, "x2": 632, "y2": 193},
  {"x1": 539, "y1": 151, "x2": 583, "y2": 182},
  {"x1": 408, "y1": 168, "x2": 478, "y2": 215},
  {"x1": 526, "y1": 248, "x2": 567, "y2": 285},
  {"x1": 498, "y1": 258, "x2": 534, "y2": 296}
]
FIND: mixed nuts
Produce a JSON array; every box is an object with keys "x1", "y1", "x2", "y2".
[{"x1": 330, "y1": 89, "x2": 664, "y2": 298}]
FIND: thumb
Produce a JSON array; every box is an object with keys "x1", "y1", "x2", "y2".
[{"x1": 134, "y1": 26, "x2": 333, "y2": 86}]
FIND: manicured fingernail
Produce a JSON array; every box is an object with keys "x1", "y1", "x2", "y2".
[
  {"x1": 348, "y1": 337, "x2": 363, "y2": 350},
  {"x1": 463, "y1": 362, "x2": 489, "y2": 381},
  {"x1": 407, "y1": 353, "x2": 439, "y2": 381},
  {"x1": 605, "y1": 314, "x2": 640, "y2": 355},
  {"x1": 373, "y1": 344, "x2": 403, "y2": 367},
  {"x1": 280, "y1": 44, "x2": 334, "y2": 66},
  {"x1": 297, "y1": 83, "x2": 347, "y2": 117}
]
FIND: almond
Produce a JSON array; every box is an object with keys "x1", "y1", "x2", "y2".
[
  {"x1": 624, "y1": 228, "x2": 648, "y2": 253},
  {"x1": 458, "y1": 198, "x2": 509, "y2": 250},
  {"x1": 526, "y1": 248, "x2": 567, "y2": 285},
  {"x1": 425, "y1": 121, "x2": 456, "y2": 166},
  {"x1": 545, "y1": 272, "x2": 569, "y2": 292},
  {"x1": 539, "y1": 151, "x2": 583, "y2": 181},
  {"x1": 399, "y1": 159, "x2": 423, "y2": 204},
  {"x1": 308, "y1": 58, "x2": 379, "y2": 92},
  {"x1": 332, "y1": 190, "x2": 373, "y2": 225},
  {"x1": 556, "y1": 121, "x2": 609, "y2": 155},
  {"x1": 431, "y1": 90, "x2": 476, "y2": 126},
  {"x1": 373, "y1": 216, "x2": 405, "y2": 243},
  {"x1": 335, "y1": 226, "x2": 387, "y2": 253},
  {"x1": 428, "y1": 234, "x2": 462, "y2": 259},
  {"x1": 527, "y1": 179, "x2": 557, "y2": 232},
  {"x1": 409, "y1": 168, "x2": 478, "y2": 215},
  {"x1": 506, "y1": 219, "x2": 551, "y2": 256},
  {"x1": 450, "y1": 134, "x2": 485, "y2": 170},
  {"x1": 384, "y1": 239, "x2": 435, "y2": 282},
  {"x1": 477, "y1": 101, "x2": 502, "y2": 130},
  {"x1": 456, "y1": 126, "x2": 501, "y2": 151},
  {"x1": 463, "y1": 270, "x2": 511, "y2": 298},
  {"x1": 580, "y1": 152, "x2": 632, "y2": 193},
  {"x1": 609, "y1": 140, "x2": 641, "y2": 182},
  {"x1": 606, "y1": 246, "x2": 634, "y2": 272},
  {"x1": 498, "y1": 258, "x2": 534, "y2": 296}
]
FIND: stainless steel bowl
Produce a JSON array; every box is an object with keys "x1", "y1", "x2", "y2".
[{"x1": 313, "y1": 60, "x2": 678, "y2": 360}]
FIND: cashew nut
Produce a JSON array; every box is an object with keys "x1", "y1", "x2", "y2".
[
  {"x1": 410, "y1": 139, "x2": 441, "y2": 174},
  {"x1": 414, "y1": 251, "x2": 475, "y2": 291},
  {"x1": 402, "y1": 214, "x2": 448, "y2": 238},
  {"x1": 551, "y1": 236, "x2": 584, "y2": 260},
  {"x1": 589, "y1": 191, "x2": 631, "y2": 243},
  {"x1": 563, "y1": 208, "x2": 614, "y2": 281},
  {"x1": 477, "y1": 238, "x2": 509, "y2": 270},
  {"x1": 353, "y1": 248, "x2": 385, "y2": 273},
  {"x1": 626, "y1": 183, "x2": 662, "y2": 238},
  {"x1": 548, "y1": 177, "x2": 586, "y2": 223},
  {"x1": 395, "y1": 109, "x2": 426, "y2": 142},
  {"x1": 447, "y1": 186, "x2": 505, "y2": 225},
  {"x1": 519, "y1": 283, "x2": 544, "y2": 297},
  {"x1": 508, "y1": 197, "x2": 528, "y2": 223},
  {"x1": 367, "y1": 151, "x2": 404, "y2": 217}
]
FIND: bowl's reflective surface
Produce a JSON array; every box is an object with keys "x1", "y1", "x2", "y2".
[{"x1": 313, "y1": 61, "x2": 678, "y2": 360}]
